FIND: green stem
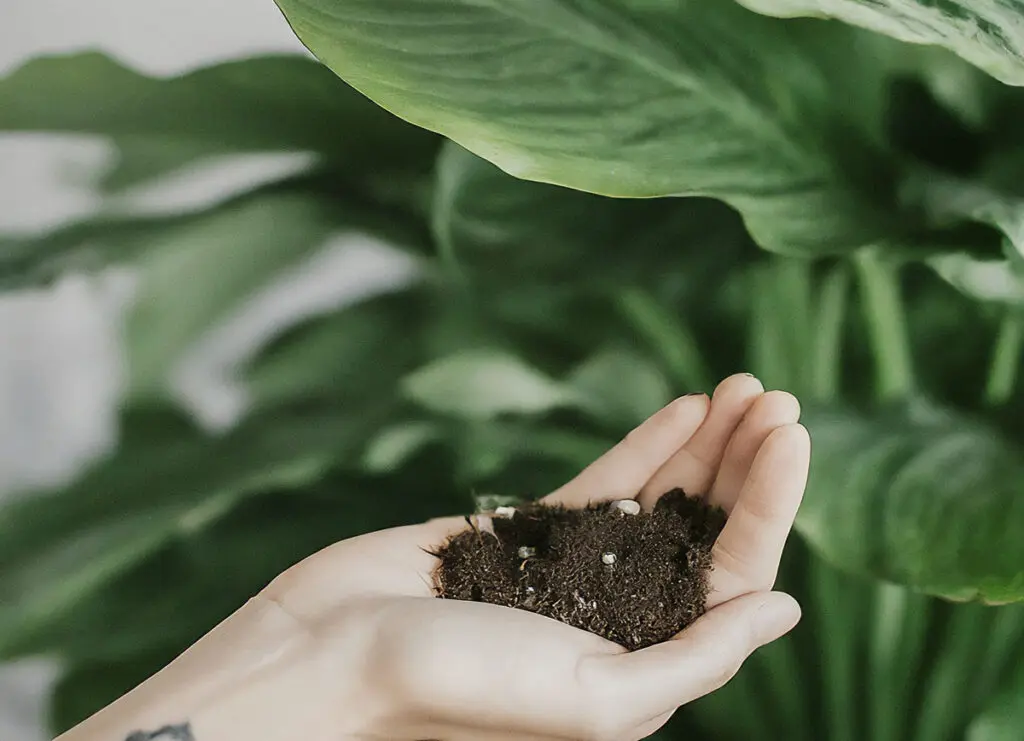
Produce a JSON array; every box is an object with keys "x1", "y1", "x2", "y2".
[
  {"x1": 685, "y1": 662, "x2": 767, "y2": 739},
  {"x1": 811, "y1": 557, "x2": 863, "y2": 741},
  {"x1": 751, "y1": 636, "x2": 812, "y2": 741},
  {"x1": 984, "y1": 313, "x2": 1024, "y2": 406},
  {"x1": 915, "y1": 604, "x2": 993, "y2": 741},
  {"x1": 617, "y1": 288, "x2": 713, "y2": 393},
  {"x1": 869, "y1": 584, "x2": 931, "y2": 741},
  {"x1": 774, "y1": 258, "x2": 814, "y2": 394},
  {"x1": 750, "y1": 266, "x2": 790, "y2": 390},
  {"x1": 812, "y1": 264, "x2": 851, "y2": 402},
  {"x1": 854, "y1": 251, "x2": 915, "y2": 401},
  {"x1": 967, "y1": 604, "x2": 1024, "y2": 716}
]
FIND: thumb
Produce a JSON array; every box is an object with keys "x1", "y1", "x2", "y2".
[{"x1": 587, "y1": 591, "x2": 801, "y2": 725}]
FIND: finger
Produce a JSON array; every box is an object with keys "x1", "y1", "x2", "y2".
[
  {"x1": 638, "y1": 373, "x2": 764, "y2": 510},
  {"x1": 709, "y1": 424, "x2": 811, "y2": 607},
  {"x1": 580, "y1": 592, "x2": 801, "y2": 727},
  {"x1": 707, "y1": 390, "x2": 801, "y2": 510},
  {"x1": 542, "y1": 393, "x2": 709, "y2": 508}
]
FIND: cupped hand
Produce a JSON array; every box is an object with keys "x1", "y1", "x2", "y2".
[{"x1": 259, "y1": 373, "x2": 810, "y2": 741}]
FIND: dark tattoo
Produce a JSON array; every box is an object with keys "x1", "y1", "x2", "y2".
[{"x1": 124, "y1": 723, "x2": 194, "y2": 741}]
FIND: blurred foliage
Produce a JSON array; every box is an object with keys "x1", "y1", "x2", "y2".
[{"x1": 2, "y1": 3, "x2": 1024, "y2": 736}]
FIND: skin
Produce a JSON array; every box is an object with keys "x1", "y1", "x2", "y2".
[{"x1": 58, "y1": 373, "x2": 810, "y2": 741}]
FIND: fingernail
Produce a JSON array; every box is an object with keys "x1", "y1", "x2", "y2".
[{"x1": 754, "y1": 593, "x2": 801, "y2": 644}]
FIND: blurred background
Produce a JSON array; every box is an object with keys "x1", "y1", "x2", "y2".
[
  {"x1": 3, "y1": 1, "x2": 1024, "y2": 739},
  {"x1": 1, "y1": 2, "x2": 335, "y2": 737}
]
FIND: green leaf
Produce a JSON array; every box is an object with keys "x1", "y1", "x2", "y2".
[
  {"x1": 245, "y1": 289, "x2": 427, "y2": 413},
  {"x1": 898, "y1": 170, "x2": 1024, "y2": 303},
  {"x1": 402, "y1": 350, "x2": 570, "y2": 420},
  {"x1": 275, "y1": 0, "x2": 901, "y2": 255},
  {"x1": 735, "y1": 0, "x2": 1024, "y2": 87},
  {"x1": 0, "y1": 52, "x2": 439, "y2": 184},
  {"x1": 432, "y1": 141, "x2": 745, "y2": 280},
  {"x1": 0, "y1": 403, "x2": 379, "y2": 660},
  {"x1": 566, "y1": 346, "x2": 673, "y2": 428},
  {"x1": 363, "y1": 421, "x2": 444, "y2": 473},
  {"x1": 0, "y1": 175, "x2": 304, "y2": 287},
  {"x1": 798, "y1": 402, "x2": 1024, "y2": 602},
  {"x1": 125, "y1": 192, "x2": 337, "y2": 398},
  {"x1": 928, "y1": 254, "x2": 1024, "y2": 306},
  {"x1": 123, "y1": 188, "x2": 424, "y2": 400},
  {"x1": 966, "y1": 643, "x2": 1024, "y2": 741}
]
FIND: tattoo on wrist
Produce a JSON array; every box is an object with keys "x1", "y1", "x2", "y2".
[{"x1": 124, "y1": 723, "x2": 194, "y2": 741}]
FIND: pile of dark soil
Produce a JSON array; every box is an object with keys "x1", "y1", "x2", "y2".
[{"x1": 433, "y1": 489, "x2": 726, "y2": 650}]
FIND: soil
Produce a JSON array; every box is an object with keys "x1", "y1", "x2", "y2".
[{"x1": 432, "y1": 489, "x2": 726, "y2": 650}]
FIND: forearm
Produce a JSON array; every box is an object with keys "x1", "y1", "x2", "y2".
[{"x1": 55, "y1": 596, "x2": 332, "y2": 741}]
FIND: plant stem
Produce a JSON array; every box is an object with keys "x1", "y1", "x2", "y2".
[
  {"x1": 750, "y1": 266, "x2": 791, "y2": 390},
  {"x1": 774, "y1": 258, "x2": 814, "y2": 394},
  {"x1": 685, "y1": 662, "x2": 767, "y2": 739},
  {"x1": 811, "y1": 557, "x2": 863, "y2": 741},
  {"x1": 812, "y1": 264, "x2": 851, "y2": 401},
  {"x1": 617, "y1": 287, "x2": 713, "y2": 393},
  {"x1": 914, "y1": 604, "x2": 993, "y2": 741},
  {"x1": 967, "y1": 604, "x2": 1024, "y2": 716},
  {"x1": 868, "y1": 584, "x2": 931, "y2": 741},
  {"x1": 984, "y1": 312, "x2": 1024, "y2": 406},
  {"x1": 752, "y1": 636, "x2": 813, "y2": 741},
  {"x1": 854, "y1": 251, "x2": 915, "y2": 401}
]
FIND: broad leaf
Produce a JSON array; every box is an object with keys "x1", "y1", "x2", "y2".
[
  {"x1": 903, "y1": 169, "x2": 1024, "y2": 248},
  {"x1": 432, "y1": 141, "x2": 747, "y2": 281},
  {"x1": 125, "y1": 191, "x2": 344, "y2": 398},
  {"x1": 799, "y1": 403, "x2": 1024, "y2": 602},
  {"x1": 0, "y1": 175, "x2": 315, "y2": 288},
  {"x1": 0, "y1": 53, "x2": 439, "y2": 185},
  {"x1": 123, "y1": 186, "x2": 430, "y2": 399},
  {"x1": 928, "y1": 254, "x2": 1024, "y2": 306},
  {"x1": 276, "y1": 0, "x2": 904, "y2": 255},
  {"x1": 566, "y1": 347, "x2": 673, "y2": 427},
  {"x1": 245, "y1": 289, "x2": 429, "y2": 413},
  {"x1": 363, "y1": 421, "x2": 444, "y2": 473},
  {"x1": 402, "y1": 350, "x2": 571, "y2": 420},
  {"x1": 735, "y1": 0, "x2": 1024, "y2": 87},
  {"x1": 0, "y1": 403, "x2": 383, "y2": 659}
]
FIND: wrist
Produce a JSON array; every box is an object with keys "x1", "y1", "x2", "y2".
[{"x1": 57, "y1": 596, "x2": 343, "y2": 741}]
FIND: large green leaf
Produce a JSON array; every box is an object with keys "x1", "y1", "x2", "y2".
[
  {"x1": 245, "y1": 291, "x2": 425, "y2": 410},
  {"x1": 798, "y1": 402, "x2": 1024, "y2": 602},
  {"x1": 124, "y1": 190, "x2": 344, "y2": 398},
  {"x1": 276, "y1": 0, "x2": 905, "y2": 255},
  {"x1": 735, "y1": 0, "x2": 1024, "y2": 87},
  {"x1": 928, "y1": 254, "x2": 1024, "y2": 306},
  {"x1": 0, "y1": 53, "x2": 439, "y2": 185},
  {"x1": 402, "y1": 349, "x2": 571, "y2": 420},
  {"x1": 0, "y1": 402, "x2": 385, "y2": 660},
  {"x1": 0, "y1": 174, "x2": 311, "y2": 287},
  {"x1": 432, "y1": 141, "x2": 748, "y2": 281}
]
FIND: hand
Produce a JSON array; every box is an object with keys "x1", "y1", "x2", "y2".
[{"x1": 260, "y1": 373, "x2": 811, "y2": 741}]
